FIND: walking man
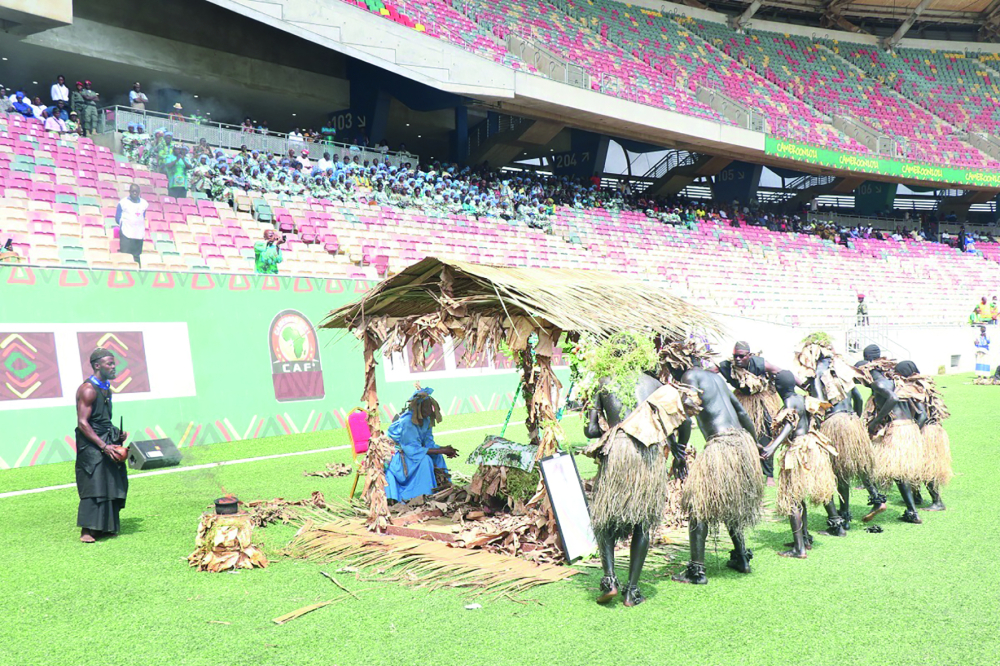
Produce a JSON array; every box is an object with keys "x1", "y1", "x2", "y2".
[{"x1": 115, "y1": 184, "x2": 148, "y2": 266}]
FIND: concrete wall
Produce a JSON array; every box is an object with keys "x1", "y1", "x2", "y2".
[
  {"x1": 712, "y1": 313, "x2": 986, "y2": 376},
  {"x1": 24, "y1": 18, "x2": 350, "y2": 112},
  {"x1": 0, "y1": 0, "x2": 71, "y2": 34}
]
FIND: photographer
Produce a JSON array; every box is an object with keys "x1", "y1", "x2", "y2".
[
  {"x1": 163, "y1": 144, "x2": 194, "y2": 199},
  {"x1": 254, "y1": 229, "x2": 285, "y2": 274}
]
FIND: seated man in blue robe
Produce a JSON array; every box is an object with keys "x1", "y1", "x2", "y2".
[{"x1": 385, "y1": 388, "x2": 458, "y2": 502}]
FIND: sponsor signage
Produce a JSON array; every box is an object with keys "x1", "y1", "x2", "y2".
[{"x1": 764, "y1": 138, "x2": 1000, "y2": 189}]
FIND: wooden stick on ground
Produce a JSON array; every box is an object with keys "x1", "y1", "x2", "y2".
[{"x1": 320, "y1": 571, "x2": 361, "y2": 600}]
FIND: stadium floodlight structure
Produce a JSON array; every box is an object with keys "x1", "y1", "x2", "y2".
[{"x1": 880, "y1": 0, "x2": 935, "y2": 49}]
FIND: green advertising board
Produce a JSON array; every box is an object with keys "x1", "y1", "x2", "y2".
[
  {"x1": 764, "y1": 137, "x2": 1000, "y2": 189},
  {"x1": 0, "y1": 266, "x2": 548, "y2": 470}
]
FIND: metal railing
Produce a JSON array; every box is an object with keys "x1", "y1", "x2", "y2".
[
  {"x1": 642, "y1": 150, "x2": 698, "y2": 180},
  {"x1": 786, "y1": 174, "x2": 837, "y2": 191},
  {"x1": 845, "y1": 316, "x2": 913, "y2": 356},
  {"x1": 97, "y1": 106, "x2": 419, "y2": 168},
  {"x1": 467, "y1": 113, "x2": 528, "y2": 153}
]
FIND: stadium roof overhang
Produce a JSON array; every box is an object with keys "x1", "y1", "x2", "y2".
[{"x1": 702, "y1": 0, "x2": 999, "y2": 40}]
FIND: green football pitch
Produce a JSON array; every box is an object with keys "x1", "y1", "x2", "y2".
[{"x1": 2, "y1": 374, "x2": 997, "y2": 666}]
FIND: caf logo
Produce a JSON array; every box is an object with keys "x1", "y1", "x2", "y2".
[{"x1": 268, "y1": 310, "x2": 324, "y2": 402}]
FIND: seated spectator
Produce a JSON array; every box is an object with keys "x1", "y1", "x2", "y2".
[
  {"x1": 65, "y1": 111, "x2": 83, "y2": 138},
  {"x1": 46, "y1": 100, "x2": 69, "y2": 121},
  {"x1": 0, "y1": 87, "x2": 13, "y2": 114},
  {"x1": 168, "y1": 103, "x2": 184, "y2": 122},
  {"x1": 42, "y1": 109, "x2": 68, "y2": 136},
  {"x1": 288, "y1": 127, "x2": 304, "y2": 145},
  {"x1": 258, "y1": 120, "x2": 269, "y2": 135},
  {"x1": 30, "y1": 96, "x2": 47, "y2": 120},
  {"x1": 192, "y1": 137, "x2": 212, "y2": 160},
  {"x1": 300, "y1": 149, "x2": 312, "y2": 170},
  {"x1": 316, "y1": 151, "x2": 333, "y2": 172},
  {"x1": 241, "y1": 116, "x2": 254, "y2": 133},
  {"x1": 11, "y1": 91, "x2": 34, "y2": 119}
]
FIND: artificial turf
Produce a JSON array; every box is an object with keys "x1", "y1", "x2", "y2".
[{"x1": 2, "y1": 375, "x2": 998, "y2": 666}]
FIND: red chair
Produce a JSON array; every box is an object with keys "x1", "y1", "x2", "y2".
[{"x1": 347, "y1": 408, "x2": 371, "y2": 498}]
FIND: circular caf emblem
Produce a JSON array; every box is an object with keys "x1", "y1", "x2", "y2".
[{"x1": 269, "y1": 310, "x2": 324, "y2": 402}]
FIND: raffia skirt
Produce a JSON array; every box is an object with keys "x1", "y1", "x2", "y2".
[
  {"x1": 589, "y1": 430, "x2": 670, "y2": 542},
  {"x1": 736, "y1": 389, "x2": 782, "y2": 441},
  {"x1": 681, "y1": 429, "x2": 764, "y2": 532},
  {"x1": 819, "y1": 411, "x2": 875, "y2": 481},
  {"x1": 872, "y1": 419, "x2": 925, "y2": 486},
  {"x1": 776, "y1": 432, "x2": 838, "y2": 515},
  {"x1": 921, "y1": 423, "x2": 953, "y2": 487}
]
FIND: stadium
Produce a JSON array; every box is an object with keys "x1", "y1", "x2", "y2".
[{"x1": 1, "y1": 0, "x2": 999, "y2": 664}]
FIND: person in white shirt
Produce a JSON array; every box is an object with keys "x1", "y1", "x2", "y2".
[
  {"x1": 115, "y1": 184, "x2": 149, "y2": 267},
  {"x1": 32, "y1": 96, "x2": 47, "y2": 120},
  {"x1": 129, "y1": 82, "x2": 148, "y2": 111},
  {"x1": 288, "y1": 128, "x2": 304, "y2": 145},
  {"x1": 316, "y1": 151, "x2": 333, "y2": 172},
  {"x1": 51, "y1": 75, "x2": 69, "y2": 104},
  {"x1": 299, "y1": 149, "x2": 312, "y2": 170}
]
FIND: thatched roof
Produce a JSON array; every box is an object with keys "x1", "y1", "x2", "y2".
[{"x1": 322, "y1": 257, "x2": 721, "y2": 340}]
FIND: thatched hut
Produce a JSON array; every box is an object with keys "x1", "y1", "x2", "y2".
[{"x1": 322, "y1": 257, "x2": 721, "y2": 531}]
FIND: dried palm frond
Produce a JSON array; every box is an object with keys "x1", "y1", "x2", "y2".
[
  {"x1": 283, "y1": 515, "x2": 576, "y2": 599},
  {"x1": 322, "y1": 258, "x2": 722, "y2": 346},
  {"x1": 188, "y1": 513, "x2": 268, "y2": 572}
]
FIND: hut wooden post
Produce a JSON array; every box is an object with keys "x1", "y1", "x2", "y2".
[
  {"x1": 518, "y1": 348, "x2": 539, "y2": 447},
  {"x1": 359, "y1": 328, "x2": 391, "y2": 532},
  {"x1": 532, "y1": 328, "x2": 562, "y2": 461},
  {"x1": 362, "y1": 330, "x2": 382, "y2": 433}
]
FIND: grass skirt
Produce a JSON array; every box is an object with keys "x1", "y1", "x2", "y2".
[
  {"x1": 819, "y1": 411, "x2": 875, "y2": 481},
  {"x1": 921, "y1": 423, "x2": 953, "y2": 487},
  {"x1": 589, "y1": 429, "x2": 669, "y2": 542},
  {"x1": 776, "y1": 432, "x2": 838, "y2": 515},
  {"x1": 872, "y1": 420, "x2": 925, "y2": 486},
  {"x1": 736, "y1": 389, "x2": 782, "y2": 441},
  {"x1": 681, "y1": 429, "x2": 764, "y2": 532}
]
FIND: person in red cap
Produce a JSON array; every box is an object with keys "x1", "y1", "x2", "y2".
[{"x1": 857, "y1": 294, "x2": 869, "y2": 326}]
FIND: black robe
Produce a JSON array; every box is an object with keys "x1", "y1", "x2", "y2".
[{"x1": 75, "y1": 382, "x2": 128, "y2": 532}]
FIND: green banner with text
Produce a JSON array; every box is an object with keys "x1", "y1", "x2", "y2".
[
  {"x1": 765, "y1": 138, "x2": 1000, "y2": 189},
  {"x1": 0, "y1": 267, "x2": 555, "y2": 470}
]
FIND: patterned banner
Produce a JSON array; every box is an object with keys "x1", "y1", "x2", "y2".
[
  {"x1": 76, "y1": 331, "x2": 151, "y2": 394},
  {"x1": 0, "y1": 333, "x2": 62, "y2": 401}
]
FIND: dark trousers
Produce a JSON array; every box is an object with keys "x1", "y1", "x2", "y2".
[
  {"x1": 168, "y1": 186, "x2": 187, "y2": 199},
  {"x1": 119, "y1": 234, "x2": 143, "y2": 267}
]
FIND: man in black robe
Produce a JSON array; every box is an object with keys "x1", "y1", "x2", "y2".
[{"x1": 75, "y1": 348, "x2": 129, "y2": 543}]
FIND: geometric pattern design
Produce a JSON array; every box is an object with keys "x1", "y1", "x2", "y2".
[
  {"x1": 76, "y1": 331, "x2": 151, "y2": 394},
  {"x1": 5, "y1": 391, "x2": 520, "y2": 467},
  {"x1": 0, "y1": 332, "x2": 62, "y2": 401}
]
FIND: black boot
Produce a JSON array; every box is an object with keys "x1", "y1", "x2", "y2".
[
  {"x1": 824, "y1": 515, "x2": 848, "y2": 537},
  {"x1": 672, "y1": 561, "x2": 708, "y2": 585},
  {"x1": 726, "y1": 547, "x2": 754, "y2": 574},
  {"x1": 911, "y1": 485, "x2": 924, "y2": 505},
  {"x1": 839, "y1": 509, "x2": 853, "y2": 531},
  {"x1": 597, "y1": 574, "x2": 619, "y2": 604},
  {"x1": 900, "y1": 509, "x2": 923, "y2": 524},
  {"x1": 622, "y1": 582, "x2": 645, "y2": 607}
]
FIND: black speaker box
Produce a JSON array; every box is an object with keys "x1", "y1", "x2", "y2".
[{"x1": 127, "y1": 438, "x2": 182, "y2": 470}]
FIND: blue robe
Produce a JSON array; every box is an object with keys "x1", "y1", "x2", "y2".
[{"x1": 385, "y1": 411, "x2": 449, "y2": 502}]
